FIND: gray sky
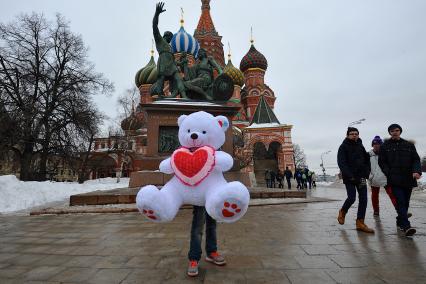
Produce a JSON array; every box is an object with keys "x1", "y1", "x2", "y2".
[{"x1": 1, "y1": 0, "x2": 425, "y2": 174}]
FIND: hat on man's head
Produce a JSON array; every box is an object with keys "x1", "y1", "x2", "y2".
[
  {"x1": 346, "y1": 127, "x2": 359, "y2": 136},
  {"x1": 371, "y1": 135, "x2": 383, "y2": 146},
  {"x1": 388, "y1": 123, "x2": 402, "y2": 134}
]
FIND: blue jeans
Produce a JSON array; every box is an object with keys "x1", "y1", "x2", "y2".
[
  {"x1": 342, "y1": 183, "x2": 367, "y2": 219},
  {"x1": 392, "y1": 186, "x2": 412, "y2": 230},
  {"x1": 188, "y1": 206, "x2": 217, "y2": 261}
]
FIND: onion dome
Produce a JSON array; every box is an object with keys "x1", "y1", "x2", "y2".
[
  {"x1": 135, "y1": 51, "x2": 158, "y2": 87},
  {"x1": 240, "y1": 44, "x2": 268, "y2": 72},
  {"x1": 224, "y1": 55, "x2": 244, "y2": 87},
  {"x1": 171, "y1": 15, "x2": 200, "y2": 57}
]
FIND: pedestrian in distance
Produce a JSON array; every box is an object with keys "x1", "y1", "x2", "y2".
[
  {"x1": 368, "y1": 135, "x2": 398, "y2": 216},
  {"x1": 378, "y1": 124, "x2": 422, "y2": 237},
  {"x1": 337, "y1": 127, "x2": 374, "y2": 233},
  {"x1": 264, "y1": 169, "x2": 271, "y2": 188},
  {"x1": 270, "y1": 170, "x2": 276, "y2": 188},
  {"x1": 277, "y1": 170, "x2": 284, "y2": 189},
  {"x1": 301, "y1": 171, "x2": 307, "y2": 189},
  {"x1": 295, "y1": 169, "x2": 302, "y2": 189},
  {"x1": 311, "y1": 172, "x2": 317, "y2": 188},
  {"x1": 284, "y1": 167, "x2": 293, "y2": 189}
]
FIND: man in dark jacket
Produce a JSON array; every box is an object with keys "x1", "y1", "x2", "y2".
[
  {"x1": 284, "y1": 167, "x2": 293, "y2": 189},
  {"x1": 337, "y1": 127, "x2": 374, "y2": 233},
  {"x1": 379, "y1": 124, "x2": 422, "y2": 237}
]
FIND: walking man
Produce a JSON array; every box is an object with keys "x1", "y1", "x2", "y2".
[
  {"x1": 337, "y1": 127, "x2": 374, "y2": 233},
  {"x1": 284, "y1": 167, "x2": 293, "y2": 189},
  {"x1": 379, "y1": 124, "x2": 422, "y2": 237},
  {"x1": 270, "y1": 170, "x2": 276, "y2": 188},
  {"x1": 368, "y1": 135, "x2": 397, "y2": 216},
  {"x1": 264, "y1": 169, "x2": 271, "y2": 188}
]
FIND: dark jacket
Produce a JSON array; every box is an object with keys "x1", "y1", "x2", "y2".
[
  {"x1": 337, "y1": 138, "x2": 370, "y2": 184},
  {"x1": 378, "y1": 138, "x2": 421, "y2": 188},
  {"x1": 284, "y1": 169, "x2": 293, "y2": 179}
]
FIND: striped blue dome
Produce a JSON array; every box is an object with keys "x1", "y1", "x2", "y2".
[{"x1": 171, "y1": 26, "x2": 200, "y2": 57}]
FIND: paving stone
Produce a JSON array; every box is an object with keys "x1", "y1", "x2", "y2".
[
  {"x1": 121, "y1": 269, "x2": 165, "y2": 284},
  {"x1": 295, "y1": 255, "x2": 340, "y2": 269},
  {"x1": 49, "y1": 267, "x2": 99, "y2": 282},
  {"x1": 260, "y1": 255, "x2": 301, "y2": 269},
  {"x1": 284, "y1": 269, "x2": 337, "y2": 283},
  {"x1": 22, "y1": 266, "x2": 66, "y2": 281},
  {"x1": 243, "y1": 269, "x2": 290, "y2": 283},
  {"x1": 326, "y1": 268, "x2": 386, "y2": 284},
  {"x1": 86, "y1": 268, "x2": 132, "y2": 284},
  {"x1": 300, "y1": 244, "x2": 341, "y2": 255}
]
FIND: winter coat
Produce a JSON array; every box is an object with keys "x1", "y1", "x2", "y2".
[
  {"x1": 265, "y1": 170, "x2": 271, "y2": 180},
  {"x1": 368, "y1": 150, "x2": 387, "y2": 187},
  {"x1": 284, "y1": 169, "x2": 293, "y2": 179},
  {"x1": 337, "y1": 138, "x2": 371, "y2": 185},
  {"x1": 378, "y1": 138, "x2": 421, "y2": 188}
]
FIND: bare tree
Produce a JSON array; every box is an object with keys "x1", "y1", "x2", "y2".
[
  {"x1": 114, "y1": 86, "x2": 139, "y2": 182},
  {"x1": 0, "y1": 13, "x2": 113, "y2": 180},
  {"x1": 293, "y1": 144, "x2": 307, "y2": 168}
]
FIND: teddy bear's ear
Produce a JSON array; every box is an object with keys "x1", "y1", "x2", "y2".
[
  {"x1": 177, "y1": 114, "x2": 187, "y2": 126},
  {"x1": 215, "y1": 115, "x2": 229, "y2": 132}
]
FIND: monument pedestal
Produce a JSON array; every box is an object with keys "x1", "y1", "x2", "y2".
[
  {"x1": 129, "y1": 170, "x2": 256, "y2": 188},
  {"x1": 139, "y1": 99, "x2": 240, "y2": 170}
]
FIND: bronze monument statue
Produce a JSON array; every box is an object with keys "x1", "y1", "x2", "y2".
[
  {"x1": 150, "y1": 2, "x2": 234, "y2": 102},
  {"x1": 151, "y1": 2, "x2": 187, "y2": 98}
]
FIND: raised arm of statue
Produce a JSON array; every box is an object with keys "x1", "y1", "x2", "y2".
[
  {"x1": 208, "y1": 57, "x2": 223, "y2": 74},
  {"x1": 153, "y1": 2, "x2": 166, "y2": 44}
]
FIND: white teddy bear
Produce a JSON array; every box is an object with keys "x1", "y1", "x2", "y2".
[{"x1": 136, "y1": 111, "x2": 250, "y2": 223}]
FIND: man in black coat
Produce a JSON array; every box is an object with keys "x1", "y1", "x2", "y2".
[
  {"x1": 284, "y1": 167, "x2": 293, "y2": 189},
  {"x1": 379, "y1": 124, "x2": 422, "y2": 237},
  {"x1": 337, "y1": 127, "x2": 374, "y2": 233}
]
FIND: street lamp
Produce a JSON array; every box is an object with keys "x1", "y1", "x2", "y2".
[
  {"x1": 320, "y1": 150, "x2": 331, "y2": 181},
  {"x1": 348, "y1": 118, "x2": 366, "y2": 127}
]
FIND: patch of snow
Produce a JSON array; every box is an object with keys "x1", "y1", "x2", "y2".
[
  {"x1": 245, "y1": 123, "x2": 285, "y2": 129},
  {"x1": 316, "y1": 181, "x2": 334, "y2": 186},
  {"x1": 0, "y1": 175, "x2": 129, "y2": 213}
]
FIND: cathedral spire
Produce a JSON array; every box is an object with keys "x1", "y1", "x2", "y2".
[
  {"x1": 201, "y1": 0, "x2": 210, "y2": 10},
  {"x1": 194, "y1": 0, "x2": 225, "y2": 66}
]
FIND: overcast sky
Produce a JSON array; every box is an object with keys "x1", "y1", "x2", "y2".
[{"x1": 1, "y1": 0, "x2": 425, "y2": 174}]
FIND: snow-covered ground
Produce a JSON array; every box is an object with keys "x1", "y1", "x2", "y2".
[{"x1": 0, "y1": 175, "x2": 129, "y2": 213}]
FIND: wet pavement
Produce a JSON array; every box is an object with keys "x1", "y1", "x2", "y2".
[{"x1": 1, "y1": 185, "x2": 426, "y2": 283}]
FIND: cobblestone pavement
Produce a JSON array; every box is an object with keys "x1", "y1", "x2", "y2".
[{"x1": 1, "y1": 185, "x2": 426, "y2": 283}]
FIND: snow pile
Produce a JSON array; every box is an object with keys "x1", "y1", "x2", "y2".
[
  {"x1": 0, "y1": 175, "x2": 129, "y2": 213},
  {"x1": 316, "y1": 181, "x2": 334, "y2": 186},
  {"x1": 416, "y1": 174, "x2": 426, "y2": 191}
]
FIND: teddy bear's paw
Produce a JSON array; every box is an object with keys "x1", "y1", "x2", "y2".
[
  {"x1": 141, "y1": 207, "x2": 160, "y2": 221},
  {"x1": 221, "y1": 199, "x2": 243, "y2": 218},
  {"x1": 206, "y1": 181, "x2": 250, "y2": 223}
]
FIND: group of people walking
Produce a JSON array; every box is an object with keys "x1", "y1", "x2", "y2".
[
  {"x1": 337, "y1": 124, "x2": 422, "y2": 237},
  {"x1": 264, "y1": 167, "x2": 317, "y2": 190},
  {"x1": 294, "y1": 168, "x2": 316, "y2": 190}
]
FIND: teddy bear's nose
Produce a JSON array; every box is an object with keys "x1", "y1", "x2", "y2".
[{"x1": 190, "y1": 133, "x2": 198, "y2": 140}]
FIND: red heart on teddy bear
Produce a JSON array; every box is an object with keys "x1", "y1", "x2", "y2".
[{"x1": 171, "y1": 146, "x2": 215, "y2": 186}]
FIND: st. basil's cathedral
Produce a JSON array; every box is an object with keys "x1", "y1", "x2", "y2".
[{"x1": 91, "y1": 0, "x2": 294, "y2": 184}]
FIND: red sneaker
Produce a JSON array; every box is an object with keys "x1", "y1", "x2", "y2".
[
  {"x1": 187, "y1": 260, "x2": 199, "y2": 277},
  {"x1": 205, "y1": 251, "x2": 226, "y2": 266}
]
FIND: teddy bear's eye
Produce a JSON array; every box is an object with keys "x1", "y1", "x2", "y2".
[
  {"x1": 187, "y1": 129, "x2": 190, "y2": 133},
  {"x1": 202, "y1": 131, "x2": 206, "y2": 134}
]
